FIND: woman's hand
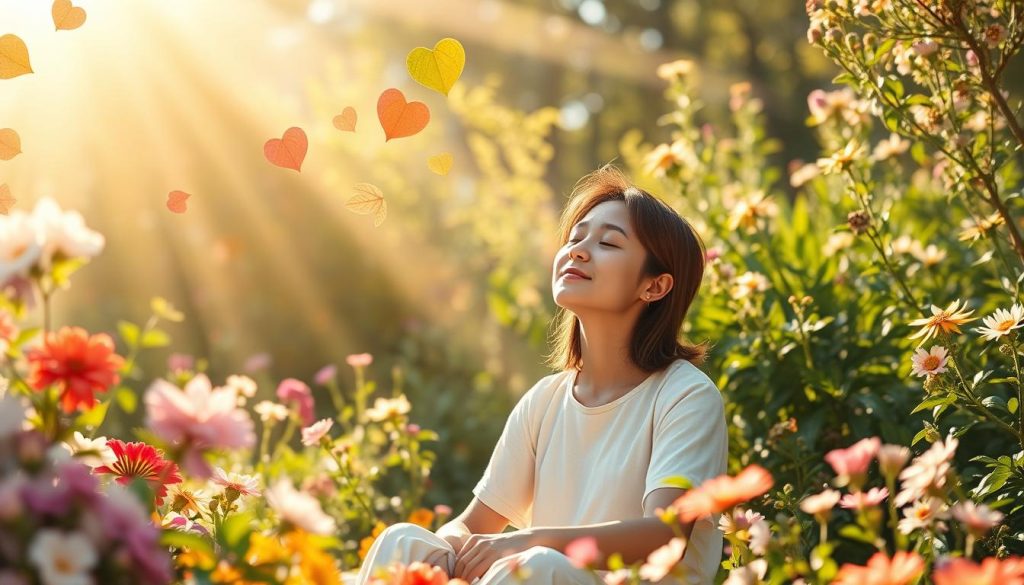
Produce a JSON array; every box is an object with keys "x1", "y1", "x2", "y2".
[{"x1": 453, "y1": 531, "x2": 536, "y2": 583}]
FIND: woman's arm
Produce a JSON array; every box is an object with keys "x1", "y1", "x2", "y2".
[
  {"x1": 435, "y1": 496, "x2": 511, "y2": 552},
  {"x1": 524, "y1": 487, "x2": 694, "y2": 567}
]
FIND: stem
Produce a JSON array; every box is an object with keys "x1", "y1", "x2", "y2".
[{"x1": 1013, "y1": 336, "x2": 1024, "y2": 448}]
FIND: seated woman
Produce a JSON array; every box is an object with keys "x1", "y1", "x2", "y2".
[{"x1": 356, "y1": 165, "x2": 728, "y2": 585}]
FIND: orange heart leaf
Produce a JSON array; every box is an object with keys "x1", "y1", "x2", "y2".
[
  {"x1": 264, "y1": 127, "x2": 307, "y2": 172},
  {"x1": 52, "y1": 0, "x2": 87, "y2": 31},
  {"x1": 333, "y1": 107, "x2": 357, "y2": 132},
  {"x1": 377, "y1": 88, "x2": 430, "y2": 142},
  {"x1": 0, "y1": 129, "x2": 22, "y2": 160}
]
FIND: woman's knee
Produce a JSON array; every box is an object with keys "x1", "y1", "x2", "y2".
[
  {"x1": 377, "y1": 522, "x2": 434, "y2": 543},
  {"x1": 515, "y1": 545, "x2": 576, "y2": 572}
]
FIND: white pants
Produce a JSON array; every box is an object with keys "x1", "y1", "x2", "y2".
[{"x1": 355, "y1": 523, "x2": 605, "y2": 584}]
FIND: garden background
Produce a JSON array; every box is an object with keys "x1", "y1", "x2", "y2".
[{"x1": 2, "y1": 0, "x2": 1024, "y2": 583}]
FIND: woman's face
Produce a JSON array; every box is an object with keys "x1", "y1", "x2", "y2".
[{"x1": 551, "y1": 200, "x2": 651, "y2": 313}]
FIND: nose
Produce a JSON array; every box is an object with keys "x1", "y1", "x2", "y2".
[{"x1": 568, "y1": 241, "x2": 589, "y2": 262}]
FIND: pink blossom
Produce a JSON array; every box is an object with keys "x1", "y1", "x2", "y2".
[
  {"x1": 243, "y1": 352, "x2": 272, "y2": 372},
  {"x1": 406, "y1": 423, "x2": 421, "y2": 435},
  {"x1": 166, "y1": 353, "x2": 194, "y2": 373},
  {"x1": 800, "y1": 489, "x2": 841, "y2": 520},
  {"x1": 314, "y1": 364, "x2": 337, "y2": 386},
  {"x1": 434, "y1": 504, "x2": 453, "y2": 517},
  {"x1": 566, "y1": 536, "x2": 601, "y2": 569},
  {"x1": 346, "y1": 353, "x2": 373, "y2": 368},
  {"x1": 824, "y1": 437, "x2": 880, "y2": 488},
  {"x1": 840, "y1": 487, "x2": 889, "y2": 510},
  {"x1": 951, "y1": 501, "x2": 1004, "y2": 537},
  {"x1": 144, "y1": 374, "x2": 256, "y2": 478},
  {"x1": 301, "y1": 418, "x2": 334, "y2": 447},
  {"x1": 639, "y1": 537, "x2": 686, "y2": 582},
  {"x1": 275, "y1": 378, "x2": 315, "y2": 425},
  {"x1": 878, "y1": 444, "x2": 911, "y2": 479}
]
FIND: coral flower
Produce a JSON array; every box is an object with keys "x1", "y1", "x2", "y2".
[
  {"x1": 910, "y1": 346, "x2": 948, "y2": 377},
  {"x1": 26, "y1": 326, "x2": 124, "y2": 413},
  {"x1": 933, "y1": 556, "x2": 1024, "y2": 585},
  {"x1": 672, "y1": 465, "x2": 774, "y2": 522},
  {"x1": 824, "y1": 437, "x2": 880, "y2": 488},
  {"x1": 833, "y1": 551, "x2": 925, "y2": 585},
  {"x1": 346, "y1": 353, "x2": 374, "y2": 368},
  {"x1": 907, "y1": 299, "x2": 977, "y2": 346},
  {"x1": 94, "y1": 439, "x2": 182, "y2": 505},
  {"x1": 276, "y1": 378, "x2": 315, "y2": 425}
]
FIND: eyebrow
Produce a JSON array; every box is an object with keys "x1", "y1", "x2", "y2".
[{"x1": 572, "y1": 221, "x2": 630, "y2": 238}]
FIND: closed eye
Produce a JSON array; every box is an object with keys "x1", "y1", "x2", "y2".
[{"x1": 600, "y1": 242, "x2": 619, "y2": 248}]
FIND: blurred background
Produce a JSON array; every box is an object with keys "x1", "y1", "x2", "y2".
[{"x1": 0, "y1": 0, "x2": 843, "y2": 507}]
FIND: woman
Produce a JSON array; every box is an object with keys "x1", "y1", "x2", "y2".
[{"x1": 356, "y1": 165, "x2": 728, "y2": 585}]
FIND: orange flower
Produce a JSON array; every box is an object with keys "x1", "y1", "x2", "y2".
[
  {"x1": 833, "y1": 551, "x2": 925, "y2": 585},
  {"x1": 26, "y1": 326, "x2": 124, "y2": 413},
  {"x1": 932, "y1": 556, "x2": 1024, "y2": 585},
  {"x1": 672, "y1": 465, "x2": 774, "y2": 522},
  {"x1": 408, "y1": 508, "x2": 435, "y2": 529},
  {"x1": 907, "y1": 299, "x2": 977, "y2": 346},
  {"x1": 360, "y1": 521, "x2": 388, "y2": 560}
]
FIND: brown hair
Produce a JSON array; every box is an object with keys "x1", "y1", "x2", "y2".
[{"x1": 546, "y1": 165, "x2": 711, "y2": 372}]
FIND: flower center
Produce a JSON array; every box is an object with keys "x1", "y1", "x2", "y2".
[
  {"x1": 923, "y1": 356, "x2": 940, "y2": 370},
  {"x1": 997, "y1": 319, "x2": 1017, "y2": 332}
]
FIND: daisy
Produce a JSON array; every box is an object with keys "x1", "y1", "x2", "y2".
[
  {"x1": 913, "y1": 244, "x2": 946, "y2": 267},
  {"x1": 28, "y1": 529, "x2": 98, "y2": 585},
  {"x1": 907, "y1": 299, "x2": 977, "y2": 346},
  {"x1": 254, "y1": 400, "x2": 289, "y2": 423},
  {"x1": 730, "y1": 271, "x2": 771, "y2": 300},
  {"x1": 301, "y1": 418, "x2": 334, "y2": 447},
  {"x1": 94, "y1": 439, "x2": 182, "y2": 505},
  {"x1": 910, "y1": 346, "x2": 949, "y2": 377},
  {"x1": 210, "y1": 466, "x2": 260, "y2": 497},
  {"x1": 951, "y1": 501, "x2": 1004, "y2": 537},
  {"x1": 265, "y1": 478, "x2": 336, "y2": 535},
  {"x1": 817, "y1": 140, "x2": 866, "y2": 175},
  {"x1": 896, "y1": 435, "x2": 958, "y2": 506},
  {"x1": 958, "y1": 212, "x2": 1004, "y2": 242},
  {"x1": 61, "y1": 431, "x2": 116, "y2": 468},
  {"x1": 366, "y1": 395, "x2": 412, "y2": 422},
  {"x1": 638, "y1": 537, "x2": 686, "y2": 582},
  {"x1": 168, "y1": 485, "x2": 207, "y2": 516},
  {"x1": 800, "y1": 489, "x2": 841, "y2": 521},
  {"x1": 26, "y1": 326, "x2": 124, "y2": 413},
  {"x1": 975, "y1": 304, "x2": 1024, "y2": 341},
  {"x1": 840, "y1": 487, "x2": 889, "y2": 510},
  {"x1": 898, "y1": 497, "x2": 948, "y2": 534}
]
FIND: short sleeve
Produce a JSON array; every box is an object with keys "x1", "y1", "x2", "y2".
[
  {"x1": 471, "y1": 382, "x2": 540, "y2": 529},
  {"x1": 642, "y1": 380, "x2": 728, "y2": 511}
]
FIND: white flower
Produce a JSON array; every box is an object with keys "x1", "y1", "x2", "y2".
[
  {"x1": 28, "y1": 529, "x2": 98, "y2": 585},
  {"x1": 748, "y1": 519, "x2": 770, "y2": 556},
  {"x1": 0, "y1": 210, "x2": 43, "y2": 284},
  {"x1": 365, "y1": 395, "x2": 411, "y2": 422},
  {"x1": 211, "y1": 466, "x2": 261, "y2": 497},
  {"x1": 898, "y1": 497, "x2": 948, "y2": 534},
  {"x1": 895, "y1": 435, "x2": 958, "y2": 506},
  {"x1": 254, "y1": 400, "x2": 289, "y2": 423},
  {"x1": 872, "y1": 133, "x2": 910, "y2": 161},
  {"x1": 890, "y1": 235, "x2": 920, "y2": 256},
  {"x1": 975, "y1": 304, "x2": 1024, "y2": 341},
  {"x1": 910, "y1": 346, "x2": 949, "y2": 377},
  {"x1": 912, "y1": 244, "x2": 946, "y2": 267},
  {"x1": 823, "y1": 232, "x2": 855, "y2": 256},
  {"x1": 301, "y1": 418, "x2": 334, "y2": 446},
  {"x1": 29, "y1": 197, "x2": 105, "y2": 271},
  {"x1": 638, "y1": 536, "x2": 686, "y2": 582},
  {"x1": 265, "y1": 478, "x2": 336, "y2": 535},
  {"x1": 62, "y1": 432, "x2": 116, "y2": 468},
  {"x1": 724, "y1": 559, "x2": 768, "y2": 585},
  {"x1": 226, "y1": 374, "x2": 257, "y2": 398},
  {"x1": 730, "y1": 271, "x2": 771, "y2": 300},
  {"x1": 951, "y1": 501, "x2": 1004, "y2": 537},
  {"x1": 800, "y1": 489, "x2": 841, "y2": 518}
]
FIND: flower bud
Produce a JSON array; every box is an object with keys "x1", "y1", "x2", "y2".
[{"x1": 847, "y1": 210, "x2": 871, "y2": 235}]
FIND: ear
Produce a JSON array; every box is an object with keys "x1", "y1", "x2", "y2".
[{"x1": 642, "y1": 274, "x2": 674, "y2": 302}]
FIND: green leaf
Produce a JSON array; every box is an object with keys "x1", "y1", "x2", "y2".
[
  {"x1": 219, "y1": 512, "x2": 254, "y2": 556},
  {"x1": 140, "y1": 328, "x2": 171, "y2": 348},
  {"x1": 115, "y1": 386, "x2": 137, "y2": 414},
  {"x1": 838, "y1": 524, "x2": 876, "y2": 545},
  {"x1": 911, "y1": 393, "x2": 956, "y2": 414},
  {"x1": 118, "y1": 321, "x2": 140, "y2": 347},
  {"x1": 73, "y1": 400, "x2": 109, "y2": 431},
  {"x1": 160, "y1": 529, "x2": 215, "y2": 557},
  {"x1": 151, "y1": 297, "x2": 185, "y2": 322}
]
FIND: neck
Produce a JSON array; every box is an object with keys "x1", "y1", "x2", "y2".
[{"x1": 573, "y1": 308, "x2": 649, "y2": 398}]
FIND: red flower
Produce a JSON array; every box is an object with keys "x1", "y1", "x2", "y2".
[
  {"x1": 26, "y1": 326, "x2": 124, "y2": 413},
  {"x1": 94, "y1": 439, "x2": 182, "y2": 504}
]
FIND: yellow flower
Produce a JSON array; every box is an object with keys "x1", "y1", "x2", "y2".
[
  {"x1": 246, "y1": 532, "x2": 290, "y2": 566},
  {"x1": 359, "y1": 522, "x2": 388, "y2": 560},
  {"x1": 408, "y1": 507, "x2": 436, "y2": 529},
  {"x1": 298, "y1": 548, "x2": 342, "y2": 585},
  {"x1": 210, "y1": 561, "x2": 244, "y2": 584},
  {"x1": 958, "y1": 212, "x2": 1004, "y2": 242},
  {"x1": 817, "y1": 141, "x2": 866, "y2": 174},
  {"x1": 656, "y1": 59, "x2": 695, "y2": 81},
  {"x1": 727, "y1": 191, "x2": 778, "y2": 233},
  {"x1": 908, "y1": 299, "x2": 977, "y2": 346}
]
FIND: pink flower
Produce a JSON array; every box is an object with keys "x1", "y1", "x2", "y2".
[
  {"x1": 243, "y1": 352, "x2": 272, "y2": 372},
  {"x1": 434, "y1": 504, "x2": 453, "y2": 517},
  {"x1": 276, "y1": 378, "x2": 314, "y2": 425},
  {"x1": 301, "y1": 418, "x2": 334, "y2": 447},
  {"x1": 406, "y1": 423, "x2": 421, "y2": 435},
  {"x1": 800, "y1": 489, "x2": 841, "y2": 520},
  {"x1": 210, "y1": 466, "x2": 261, "y2": 497},
  {"x1": 951, "y1": 501, "x2": 1004, "y2": 537},
  {"x1": 346, "y1": 353, "x2": 373, "y2": 368},
  {"x1": 895, "y1": 435, "x2": 958, "y2": 506},
  {"x1": 566, "y1": 537, "x2": 601, "y2": 569},
  {"x1": 314, "y1": 364, "x2": 337, "y2": 386},
  {"x1": 639, "y1": 537, "x2": 686, "y2": 582},
  {"x1": 877, "y1": 445, "x2": 911, "y2": 479},
  {"x1": 824, "y1": 437, "x2": 880, "y2": 488},
  {"x1": 840, "y1": 487, "x2": 889, "y2": 510},
  {"x1": 144, "y1": 374, "x2": 256, "y2": 478},
  {"x1": 167, "y1": 353, "x2": 194, "y2": 373}
]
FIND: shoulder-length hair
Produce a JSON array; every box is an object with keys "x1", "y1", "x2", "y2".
[{"x1": 546, "y1": 164, "x2": 711, "y2": 372}]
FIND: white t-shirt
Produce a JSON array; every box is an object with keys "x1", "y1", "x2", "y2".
[{"x1": 472, "y1": 358, "x2": 729, "y2": 584}]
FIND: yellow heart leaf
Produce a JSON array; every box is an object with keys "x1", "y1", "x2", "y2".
[
  {"x1": 0, "y1": 35, "x2": 33, "y2": 80},
  {"x1": 0, "y1": 184, "x2": 15, "y2": 215},
  {"x1": 427, "y1": 153, "x2": 453, "y2": 176},
  {"x1": 406, "y1": 38, "x2": 465, "y2": 97},
  {"x1": 345, "y1": 183, "x2": 388, "y2": 227},
  {"x1": 52, "y1": 0, "x2": 87, "y2": 31},
  {"x1": 0, "y1": 129, "x2": 22, "y2": 160}
]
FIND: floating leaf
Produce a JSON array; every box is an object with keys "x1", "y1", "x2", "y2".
[
  {"x1": 0, "y1": 35, "x2": 32, "y2": 79},
  {"x1": 406, "y1": 38, "x2": 465, "y2": 96},
  {"x1": 333, "y1": 107, "x2": 357, "y2": 132},
  {"x1": 377, "y1": 88, "x2": 429, "y2": 142},
  {"x1": 52, "y1": 0, "x2": 87, "y2": 31},
  {"x1": 166, "y1": 190, "x2": 190, "y2": 214},
  {"x1": 345, "y1": 183, "x2": 387, "y2": 227},
  {"x1": 0, "y1": 184, "x2": 14, "y2": 215},
  {"x1": 427, "y1": 152, "x2": 453, "y2": 175},
  {"x1": 0, "y1": 129, "x2": 21, "y2": 160},
  {"x1": 264, "y1": 127, "x2": 307, "y2": 172},
  {"x1": 151, "y1": 297, "x2": 185, "y2": 322}
]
